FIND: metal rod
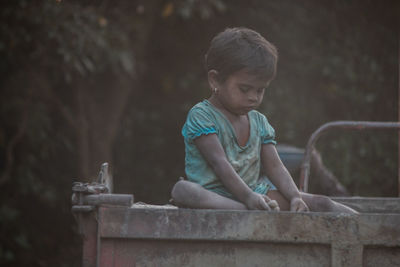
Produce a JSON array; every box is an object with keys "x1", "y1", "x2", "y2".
[
  {"x1": 398, "y1": 39, "x2": 400, "y2": 197},
  {"x1": 299, "y1": 121, "x2": 400, "y2": 193}
]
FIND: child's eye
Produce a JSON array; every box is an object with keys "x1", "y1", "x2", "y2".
[
  {"x1": 257, "y1": 88, "x2": 265, "y2": 94},
  {"x1": 239, "y1": 87, "x2": 250, "y2": 93}
]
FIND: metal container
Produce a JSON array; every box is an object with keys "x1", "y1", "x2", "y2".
[{"x1": 73, "y1": 198, "x2": 400, "y2": 267}]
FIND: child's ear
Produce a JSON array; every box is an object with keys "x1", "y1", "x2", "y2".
[{"x1": 207, "y1": 70, "x2": 219, "y2": 89}]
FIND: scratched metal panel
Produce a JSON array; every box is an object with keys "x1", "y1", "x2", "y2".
[
  {"x1": 363, "y1": 246, "x2": 400, "y2": 267},
  {"x1": 98, "y1": 207, "x2": 400, "y2": 246},
  {"x1": 98, "y1": 208, "x2": 336, "y2": 243},
  {"x1": 78, "y1": 198, "x2": 400, "y2": 266},
  {"x1": 333, "y1": 197, "x2": 400, "y2": 214},
  {"x1": 355, "y1": 215, "x2": 400, "y2": 246},
  {"x1": 99, "y1": 239, "x2": 330, "y2": 267}
]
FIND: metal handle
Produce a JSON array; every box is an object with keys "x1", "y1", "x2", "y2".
[{"x1": 299, "y1": 121, "x2": 400, "y2": 193}]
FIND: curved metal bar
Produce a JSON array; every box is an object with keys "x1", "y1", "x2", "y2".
[{"x1": 299, "y1": 121, "x2": 400, "y2": 193}]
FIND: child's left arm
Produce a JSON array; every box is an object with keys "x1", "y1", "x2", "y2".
[{"x1": 261, "y1": 144, "x2": 309, "y2": 212}]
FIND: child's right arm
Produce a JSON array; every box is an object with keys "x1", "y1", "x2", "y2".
[{"x1": 194, "y1": 133, "x2": 273, "y2": 210}]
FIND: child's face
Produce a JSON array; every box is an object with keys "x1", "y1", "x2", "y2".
[{"x1": 213, "y1": 68, "x2": 270, "y2": 116}]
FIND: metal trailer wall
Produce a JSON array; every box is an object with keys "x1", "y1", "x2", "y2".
[{"x1": 74, "y1": 195, "x2": 400, "y2": 267}]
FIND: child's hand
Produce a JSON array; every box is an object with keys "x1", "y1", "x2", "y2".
[
  {"x1": 290, "y1": 197, "x2": 309, "y2": 212},
  {"x1": 262, "y1": 195, "x2": 280, "y2": 211},
  {"x1": 245, "y1": 193, "x2": 279, "y2": 211}
]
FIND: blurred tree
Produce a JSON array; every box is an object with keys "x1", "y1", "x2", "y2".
[
  {"x1": 0, "y1": 0, "x2": 398, "y2": 265},
  {"x1": 0, "y1": 0, "x2": 162, "y2": 265}
]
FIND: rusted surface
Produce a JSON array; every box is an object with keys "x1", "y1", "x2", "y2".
[
  {"x1": 99, "y1": 239, "x2": 331, "y2": 267},
  {"x1": 97, "y1": 162, "x2": 113, "y2": 193},
  {"x1": 73, "y1": 163, "x2": 400, "y2": 266},
  {"x1": 86, "y1": 204, "x2": 400, "y2": 267},
  {"x1": 75, "y1": 212, "x2": 98, "y2": 267},
  {"x1": 364, "y1": 246, "x2": 400, "y2": 267},
  {"x1": 98, "y1": 207, "x2": 400, "y2": 245},
  {"x1": 333, "y1": 197, "x2": 400, "y2": 214},
  {"x1": 299, "y1": 121, "x2": 400, "y2": 193},
  {"x1": 72, "y1": 163, "x2": 133, "y2": 267},
  {"x1": 331, "y1": 243, "x2": 363, "y2": 267},
  {"x1": 82, "y1": 194, "x2": 133, "y2": 206}
]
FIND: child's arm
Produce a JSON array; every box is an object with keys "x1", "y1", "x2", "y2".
[
  {"x1": 194, "y1": 133, "x2": 273, "y2": 210},
  {"x1": 261, "y1": 144, "x2": 309, "y2": 212}
]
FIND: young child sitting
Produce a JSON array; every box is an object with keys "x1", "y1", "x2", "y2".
[{"x1": 171, "y1": 27, "x2": 357, "y2": 214}]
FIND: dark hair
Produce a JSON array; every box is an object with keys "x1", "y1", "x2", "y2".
[{"x1": 205, "y1": 27, "x2": 278, "y2": 83}]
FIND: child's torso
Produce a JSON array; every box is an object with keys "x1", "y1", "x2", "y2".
[
  {"x1": 182, "y1": 100, "x2": 270, "y2": 197},
  {"x1": 228, "y1": 115, "x2": 250, "y2": 147}
]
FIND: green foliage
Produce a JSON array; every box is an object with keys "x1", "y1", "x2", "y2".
[
  {"x1": 251, "y1": 0, "x2": 398, "y2": 196},
  {"x1": 318, "y1": 131, "x2": 398, "y2": 196},
  {"x1": 40, "y1": 1, "x2": 136, "y2": 79},
  {"x1": 0, "y1": 0, "x2": 398, "y2": 266}
]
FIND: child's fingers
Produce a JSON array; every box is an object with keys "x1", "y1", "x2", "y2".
[
  {"x1": 292, "y1": 203, "x2": 300, "y2": 212},
  {"x1": 297, "y1": 203, "x2": 309, "y2": 212},
  {"x1": 290, "y1": 201, "x2": 301, "y2": 212},
  {"x1": 262, "y1": 195, "x2": 280, "y2": 211},
  {"x1": 258, "y1": 197, "x2": 271, "y2": 211},
  {"x1": 269, "y1": 200, "x2": 280, "y2": 211},
  {"x1": 290, "y1": 198, "x2": 309, "y2": 212}
]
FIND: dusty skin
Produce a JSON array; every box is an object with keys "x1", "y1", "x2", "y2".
[{"x1": 172, "y1": 179, "x2": 359, "y2": 214}]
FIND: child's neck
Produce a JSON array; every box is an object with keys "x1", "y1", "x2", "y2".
[
  {"x1": 208, "y1": 96, "x2": 246, "y2": 121},
  {"x1": 208, "y1": 96, "x2": 250, "y2": 147}
]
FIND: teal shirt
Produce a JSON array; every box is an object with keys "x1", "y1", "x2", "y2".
[{"x1": 182, "y1": 100, "x2": 277, "y2": 199}]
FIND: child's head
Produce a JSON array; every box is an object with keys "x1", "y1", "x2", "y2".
[{"x1": 205, "y1": 27, "x2": 278, "y2": 84}]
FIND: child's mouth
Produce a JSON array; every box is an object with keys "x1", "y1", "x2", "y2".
[{"x1": 245, "y1": 106, "x2": 257, "y2": 111}]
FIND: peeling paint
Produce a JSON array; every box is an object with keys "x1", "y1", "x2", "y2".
[{"x1": 75, "y1": 197, "x2": 400, "y2": 267}]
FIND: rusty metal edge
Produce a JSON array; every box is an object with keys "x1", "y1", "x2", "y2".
[
  {"x1": 299, "y1": 121, "x2": 400, "y2": 193},
  {"x1": 97, "y1": 206, "x2": 400, "y2": 247}
]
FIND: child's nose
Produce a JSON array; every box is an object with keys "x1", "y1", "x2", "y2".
[{"x1": 248, "y1": 92, "x2": 258, "y2": 102}]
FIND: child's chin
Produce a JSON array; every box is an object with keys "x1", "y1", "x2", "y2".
[
  {"x1": 236, "y1": 110, "x2": 251, "y2": 116},
  {"x1": 231, "y1": 107, "x2": 254, "y2": 115},
  {"x1": 242, "y1": 107, "x2": 255, "y2": 113}
]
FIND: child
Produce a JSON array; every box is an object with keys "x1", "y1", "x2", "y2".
[{"x1": 171, "y1": 27, "x2": 357, "y2": 213}]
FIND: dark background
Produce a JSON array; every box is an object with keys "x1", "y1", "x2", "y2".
[{"x1": 0, "y1": 0, "x2": 398, "y2": 266}]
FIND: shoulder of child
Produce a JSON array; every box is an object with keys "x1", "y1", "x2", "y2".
[
  {"x1": 250, "y1": 110, "x2": 270, "y2": 123},
  {"x1": 187, "y1": 101, "x2": 212, "y2": 118}
]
